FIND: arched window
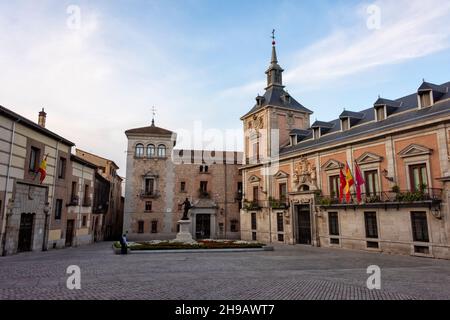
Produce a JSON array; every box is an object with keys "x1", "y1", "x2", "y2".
[
  {"x1": 147, "y1": 144, "x2": 155, "y2": 158},
  {"x1": 135, "y1": 144, "x2": 144, "y2": 158},
  {"x1": 157, "y1": 144, "x2": 166, "y2": 158}
]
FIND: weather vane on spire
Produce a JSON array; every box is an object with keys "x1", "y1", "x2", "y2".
[
  {"x1": 151, "y1": 106, "x2": 156, "y2": 126},
  {"x1": 271, "y1": 29, "x2": 276, "y2": 46}
]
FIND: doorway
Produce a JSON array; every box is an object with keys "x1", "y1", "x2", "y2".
[
  {"x1": 66, "y1": 219, "x2": 75, "y2": 247},
  {"x1": 296, "y1": 205, "x2": 312, "y2": 245},
  {"x1": 18, "y1": 213, "x2": 34, "y2": 252},
  {"x1": 195, "y1": 214, "x2": 211, "y2": 239}
]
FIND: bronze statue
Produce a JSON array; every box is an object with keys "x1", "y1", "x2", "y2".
[{"x1": 182, "y1": 198, "x2": 192, "y2": 220}]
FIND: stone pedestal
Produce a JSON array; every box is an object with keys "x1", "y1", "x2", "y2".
[{"x1": 174, "y1": 220, "x2": 196, "y2": 243}]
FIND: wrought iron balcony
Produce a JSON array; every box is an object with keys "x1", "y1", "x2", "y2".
[
  {"x1": 315, "y1": 188, "x2": 443, "y2": 209},
  {"x1": 243, "y1": 200, "x2": 263, "y2": 211},
  {"x1": 140, "y1": 190, "x2": 160, "y2": 199},
  {"x1": 67, "y1": 195, "x2": 79, "y2": 207},
  {"x1": 268, "y1": 197, "x2": 290, "y2": 210},
  {"x1": 198, "y1": 190, "x2": 211, "y2": 199}
]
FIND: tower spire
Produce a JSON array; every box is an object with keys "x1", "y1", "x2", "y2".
[
  {"x1": 151, "y1": 106, "x2": 156, "y2": 126},
  {"x1": 265, "y1": 29, "x2": 284, "y2": 89}
]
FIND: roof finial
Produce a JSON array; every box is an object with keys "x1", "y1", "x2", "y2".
[
  {"x1": 151, "y1": 106, "x2": 156, "y2": 126},
  {"x1": 422, "y1": 78, "x2": 425, "y2": 83},
  {"x1": 271, "y1": 29, "x2": 276, "y2": 46}
]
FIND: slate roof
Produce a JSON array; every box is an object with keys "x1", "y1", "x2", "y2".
[
  {"x1": 280, "y1": 81, "x2": 450, "y2": 157},
  {"x1": 339, "y1": 110, "x2": 365, "y2": 119},
  {"x1": 0, "y1": 105, "x2": 75, "y2": 146},
  {"x1": 125, "y1": 124, "x2": 174, "y2": 136},
  {"x1": 241, "y1": 86, "x2": 313, "y2": 119}
]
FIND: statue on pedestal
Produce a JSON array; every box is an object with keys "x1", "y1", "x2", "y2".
[{"x1": 182, "y1": 198, "x2": 192, "y2": 220}]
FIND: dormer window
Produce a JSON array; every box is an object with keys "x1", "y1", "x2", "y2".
[
  {"x1": 418, "y1": 91, "x2": 432, "y2": 108},
  {"x1": 341, "y1": 118, "x2": 349, "y2": 131},
  {"x1": 313, "y1": 128, "x2": 321, "y2": 139},
  {"x1": 375, "y1": 106, "x2": 386, "y2": 121},
  {"x1": 282, "y1": 93, "x2": 291, "y2": 104},
  {"x1": 255, "y1": 95, "x2": 265, "y2": 106}
]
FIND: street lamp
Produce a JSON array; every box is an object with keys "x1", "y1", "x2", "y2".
[{"x1": 42, "y1": 202, "x2": 50, "y2": 252}]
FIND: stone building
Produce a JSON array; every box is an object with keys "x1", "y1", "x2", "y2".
[
  {"x1": 123, "y1": 120, "x2": 243, "y2": 241},
  {"x1": 0, "y1": 106, "x2": 119, "y2": 255},
  {"x1": 75, "y1": 149, "x2": 123, "y2": 240},
  {"x1": 240, "y1": 41, "x2": 450, "y2": 259}
]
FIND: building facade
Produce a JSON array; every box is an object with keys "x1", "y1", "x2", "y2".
[
  {"x1": 75, "y1": 149, "x2": 124, "y2": 240},
  {"x1": 0, "y1": 106, "x2": 120, "y2": 255},
  {"x1": 240, "y1": 42, "x2": 450, "y2": 259},
  {"x1": 123, "y1": 120, "x2": 243, "y2": 241}
]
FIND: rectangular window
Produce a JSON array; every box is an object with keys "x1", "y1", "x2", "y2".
[
  {"x1": 230, "y1": 219, "x2": 239, "y2": 233},
  {"x1": 329, "y1": 175, "x2": 340, "y2": 199},
  {"x1": 83, "y1": 184, "x2": 90, "y2": 206},
  {"x1": 328, "y1": 212, "x2": 339, "y2": 236},
  {"x1": 151, "y1": 221, "x2": 158, "y2": 234},
  {"x1": 367, "y1": 241, "x2": 379, "y2": 249},
  {"x1": 253, "y1": 142, "x2": 260, "y2": 161},
  {"x1": 58, "y1": 157, "x2": 66, "y2": 179},
  {"x1": 144, "y1": 178, "x2": 155, "y2": 195},
  {"x1": 376, "y1": 106, "x2": 385, "y2": 121},
  {"x1": 277, "y1": 212, "x2": 284, "y2": 232},
  {"x1": 55, "y1": 199, "x2": 63, "y2": 220},
  {"x1": 411, "y1": 212, "x2": 429, "y2": 242},
  {"x1": 145, "y1": 201, "x2": 152, "y2": 212},
  {"x1": 199, "y1": 166, "x2": 203, "y2": 173},
  {"x1": 252, "y1": 232, "x2": 257, "y2": 241},
  {"x1": 251, "y1": 212, "x2": 257, "y2": 230},
  {"x1": 200, "y1": 181, "x2": 208, "y2": 193},
  {"x1": 341, "y1": 118, "x2": 349, "y2": 131},
  {"x1": 420, "y1": 92, "x2": 432, "y2": 108},
  {"x1": 180, "y1": 181, "x2": 186, "y2": 192},
  {"x1": 138, "y1": 221, "x2": 144, "y2": 234},
  {"x1": 82, "y1": 215, "x2": 87, "y2": 227},
  {"x1": 253, "y1": 186, "x2": 259, "y2": 201},
  {"x1": 409, "y1": 164, "x2": 428, "y2": 191},
  {"x1": 278, "y1": 234, "x2": 284, "y2": 242},
  {"x1": 279, "y1": 183, "x2": 287, "y2": 201},
  {"x1": 71, "y1": 181, "x2": 77, "y2": 202},
  {"x1": 364, "y1": 170, "x2": 379, "y2": 196},
  {"x1": 29, "y1": 147, "x2": 40, "y2": 172},
  {"x1": 364, "y1": 212, "x2": 378, "y2": 238}
]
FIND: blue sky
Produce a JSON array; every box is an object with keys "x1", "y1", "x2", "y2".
[{"x1": 1, "y1": 0, "x2": 450, "y2": 176}]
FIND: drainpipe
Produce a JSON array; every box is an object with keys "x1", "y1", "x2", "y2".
[
  {"x1": 45, "y1": 140, "x2": 60, "y2": 251},
  {"x1": 224, "y1": 161, "x2": 228, "y2": 239},
  {"x1": 2, "y1": 120, "x2": 18, "y2": 256}
]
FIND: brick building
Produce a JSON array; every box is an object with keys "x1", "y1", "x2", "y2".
[
  {"x1": 240, "y1": 41, "x2": 450, "y2": 259},
  {"x1": 123, "y1": 119, "x2": 243, "y2": 240}
]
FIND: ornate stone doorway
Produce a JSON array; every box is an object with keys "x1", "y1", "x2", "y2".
[
  {"x1": 195, "y1": 214, "x2": 211, "y2": 239},
  {"x1": 295, "y1": 204, "x2": 312, "y2": 245}
]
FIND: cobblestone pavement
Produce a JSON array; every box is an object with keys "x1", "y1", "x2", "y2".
[{"x1": 1, "y1": 242, "x2": 450, "y2": 300}]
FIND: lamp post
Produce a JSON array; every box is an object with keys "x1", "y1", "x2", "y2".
[
  {"x1": 42, "y1": 202, "x2": 50, "y2": 251},
  {"x1": 1, "y1": 199, "x2": 15, "y2": 256}
]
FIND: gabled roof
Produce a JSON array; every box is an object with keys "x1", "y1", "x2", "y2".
[
  {"x1": 289, "y1": 129, "x2": 311, "y2": 136},
  {"x1": 311, "y1": 120, "x2": 334, "y2": 129},
  {"x1": 374, "y1": 97, "x2": 401, "y2": 107},
  {"x1": 241, "y1": 86, "x2": 313, "y2": 119},
  {"x1": 0, "y1": 105, "x2": 75, "y2": 146},
  {"x1": 125, "y1": 124, "x2": 173, "y2": 136},
  {"x1": 418, "y1": 81, "x2": 448, "y2": 94},
  {"x1": 70, "y1": 154, "x2": 98, "y2": 169},
  {"x1": 339, "y1": 110, "x2": 364, "y2": 120}
]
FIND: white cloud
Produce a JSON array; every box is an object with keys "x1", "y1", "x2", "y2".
[{"x1": 224, "y1": 0, "x2": 450, "y2": 96}]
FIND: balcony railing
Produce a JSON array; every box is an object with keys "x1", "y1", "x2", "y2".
[
  {"x1": 82, "y1": 198, "x2": 92, "y2": 207},
  {"x1": 140, "y1": 190, "x2": 160, "y2": 199},
  {"x1": 316, "y1": 188, "x2": 443, "y2": 208},
  {"x1": 67, "y1": 195, "x2": 79, "y2": 206},
  {"x1": 235, "y1": 192, "x2": 243, "y2": 201},
  {"x1": 242, "y1": 199, "x2": 290, "y2": 211},
  {"x1": 198, "y1": 190, "x2": 211, "y2": 199}
]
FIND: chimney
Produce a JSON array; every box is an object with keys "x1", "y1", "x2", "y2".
[{"x1": 38, "y1": 108, "x2": 47, "y2": 128}]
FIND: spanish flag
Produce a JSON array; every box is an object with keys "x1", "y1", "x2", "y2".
[
  {"x1": 344, "y1": 162, "x2": 354, "y2": 202},
  {"x1": 37, "y1": 154, "x2": 48, "y2": 184}
]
